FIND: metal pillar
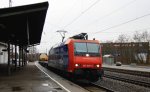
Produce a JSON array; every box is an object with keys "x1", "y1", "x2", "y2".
[
  {"x1": 24, "y1": 50, "x2": 27, "y2": 65},
  {"x1": 15, "y1": 44, "x2": 17, "y2": 70},
  {"x1": 19, "y1": 45, "x2": 21, "y2": 68},
  {"x1": 11, "y1": 44, "x2": 13, "y2": 63},
  {"x1": 21, "y1": 47, "x2": 24, "y2": 67},
  {"x1": 7, "y1": 42, "x2": 11, "y2": 75},
  {"x1": 23, "y1": 48, "x2": 26, "y2": 66}
]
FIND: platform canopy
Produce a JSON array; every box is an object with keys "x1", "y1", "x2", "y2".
[{"x1": 0, "y1": 2, "x2": 49, "y2": 46}]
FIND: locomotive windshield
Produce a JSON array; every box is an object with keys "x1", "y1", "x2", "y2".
[{"x1": 74, "y1": 42, "x2": 100, "y2": 56}]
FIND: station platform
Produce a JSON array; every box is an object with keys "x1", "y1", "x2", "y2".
[
  {"x1": 0, "y1": 62, "x2": 66, "y2": 92},
  {"x1": 103, "y1": 64, "x2": 150, "y2": 73}
]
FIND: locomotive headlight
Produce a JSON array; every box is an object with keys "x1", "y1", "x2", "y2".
[
  {"x1": 75, "y1": 64, "x2": 79, "y2": 67},
  {"x1": 86, "y1": 54, "x2": 89, "y2": 57},
  {"x1": 96, "y1": 64, "x2": 100, "y2": 68}
]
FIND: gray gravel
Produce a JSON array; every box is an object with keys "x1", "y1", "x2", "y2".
[
  {"x1": 104, "y1": 71, "x2": 150, "y2": 84},
  {"x1": 95, "y1": 78, "x2": 150, "y2": 92}
]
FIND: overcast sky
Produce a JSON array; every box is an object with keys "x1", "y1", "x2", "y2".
[{"x1": 1, "y1": 0, "x2": 150, "y2": 53}]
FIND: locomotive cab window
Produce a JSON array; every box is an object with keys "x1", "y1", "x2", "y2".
[
  {"x1": 74, "y1": 42, "x2": 100, "y2": 56},
  {"x1": 74, "y1": 43, "x2": 87, "y2": 53},
  {"x1": 87, "y1": 43, "x2": 100, "y2": 54}
]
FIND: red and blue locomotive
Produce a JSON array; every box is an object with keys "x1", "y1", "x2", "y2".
[{"x1": 48, "y1": 33, "x2": 103, "y2": 82}]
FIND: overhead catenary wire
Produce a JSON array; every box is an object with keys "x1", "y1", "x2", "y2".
[
  {"x1": 94, "y1": 12, "x2": 150, "y2": 34},
  {"x1": 63, "y1": 0, "x2": 101, "y2": 28},
  {"x1": 94, "y1": 0, "x2": 137, "y2": 23},
  {"x1": 76, "y1": 0, "x2": 137, "y2": 31},
  {"x1": 43, "y1": 1, "x2": 77, "y2": 37},
  {"x1": 55, "y1": 0, "x2": 77, "y2": 28},
  {"x1": 57, "y1": 0, "x2": 137, "y2": 36},
  {"x1": 95, "y1": 27, "x2": 150, "y2": 34}
]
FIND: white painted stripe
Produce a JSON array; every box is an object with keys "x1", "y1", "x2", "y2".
[{"x1": 35, "y1": 62, "x2": 71, "y2": 92}]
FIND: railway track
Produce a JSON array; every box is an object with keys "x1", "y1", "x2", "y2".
[
  {"x1": 73, "y1": 81, "x2": 114, "y2": 92},
  {"x1": 103, "y1": 67, "x2": 150, "y2": 78},
  {"x1": 90, "y1": 83, "x2": 115, "y2": 92},
  {"x1": 103, "y1": 67, "x2": 150, "y2": 88},
  {"x1": 104, "y1": 74, "x2": 150, "y2": 88}
]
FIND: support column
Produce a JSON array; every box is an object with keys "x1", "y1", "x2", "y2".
[
  {"x1": 11, "y1": 44, "x2": 13, "y2": 64},
  {"x1": 15, "y1": 44, "x2": 17, "y2": 70},
  {"x1": 23, "y1": 47, "x2": 26, "y2": 66},
  {"x1": 19, "y1": 45, "x2": 21, "y2": 68},
  {"x1": 26, "y1": 51, "x2": 29, "y2": 64},
  {"x1": 24, "y1": 51, "x2": 27, "y2": 65},
  {"x1": 7, "y1": 42, "x2": 11, "y2": 75},
  {"x1": 21, "y1": 47, "x2": 24, "y2": 67}
]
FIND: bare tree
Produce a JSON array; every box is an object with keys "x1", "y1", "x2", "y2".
[
  {"x1": 141, "y1": 30, "x2": 150, "y2": 42},
  {"x1": 133, "y1": 30, "x2": 150, "y2": 42},
  {"x1": 133, "y1": 31, "x2": 142, "y2": 42},
  {"x1": 116, "y1": 34, "x2": 130, "y2": 43}
]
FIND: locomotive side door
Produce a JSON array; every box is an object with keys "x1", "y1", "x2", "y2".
[{"x1": 61, "y1": 45, "x2": 69, "y2": 71}]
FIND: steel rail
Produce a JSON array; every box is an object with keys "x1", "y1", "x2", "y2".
[
  {"x1": 104, "y1": 74, "x2": 150, "y2": 88},
  {"x1": 90, "y1": 82, "x2": 115, "y2": 92},
  {"x1": 103, "y1": 67, "x2": 150, "y2": 78}
]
